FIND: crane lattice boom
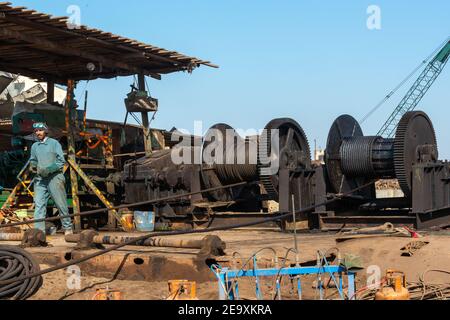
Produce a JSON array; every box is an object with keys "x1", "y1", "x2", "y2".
[{"x1": 378, "y1": 41, "x2": 450, "y2": 138}]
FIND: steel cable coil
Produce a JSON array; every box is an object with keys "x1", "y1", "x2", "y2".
[
  {"x1": 340, "y1": 136, "x2": 376, "y2": 177},
  {"x1": 340, "y1": 136, "x2": 395, "y2": 178},
  {"x1": 0, "y1": 245, "x2": 43, "y2": 300}
]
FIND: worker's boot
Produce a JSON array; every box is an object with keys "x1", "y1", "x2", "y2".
[{"x1": 64, "y1": 229, "x2": 74, "y2": 236}]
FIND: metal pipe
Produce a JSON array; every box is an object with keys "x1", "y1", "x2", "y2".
[
  {"x1": 113, "y1": 151, "x2": 147, "y2": 158},
  {"x1": 83, "y1": 90, "x2": 88, "y2": 131},
  {"x1": 291, "y1": 194, "x2": 302, "y2": 300},
  {"x1": 65, "y1": 234, "x2": 212, "y2": 249}
]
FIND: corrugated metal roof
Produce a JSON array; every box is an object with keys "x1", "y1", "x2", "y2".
[{"x1": 0, "y1": 2, "x2": 217, "y2": 83}]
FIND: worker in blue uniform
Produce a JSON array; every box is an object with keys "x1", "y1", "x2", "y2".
[{"x1": 29, "y1": 122, "x2": 73, "y2": 235}]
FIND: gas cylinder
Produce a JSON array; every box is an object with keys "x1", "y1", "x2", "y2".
[
  {"x1": 375, "y1": 270, "x2": 410, "y2": 300},
  {"x1": 92, "y1": 287, "x2": 122, "y2": 300},
  {"x1": 167, "y1": 280, "x2": 198, "y2": 300}
]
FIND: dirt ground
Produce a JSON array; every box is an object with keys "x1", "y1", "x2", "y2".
[
  {"x1": 30, "y1": 267, "x2": 218, "y2": 300},
  {"x1": 31, "y1": 267, "x2": 332, "y2": 300},
  {"x1": 24, "y1": 229, "x2": 450, "y2": 300}
]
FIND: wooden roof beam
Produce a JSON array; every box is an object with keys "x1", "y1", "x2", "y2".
[
  {"x1": 0, "y1": 60, "x2": 66, "y2": 84},
  {"x1": 0, "y1": 25, "x2": 161, "y2": 80},
  {"x1": 0, "y1": 13, "x2": 193, "y2": 67}
]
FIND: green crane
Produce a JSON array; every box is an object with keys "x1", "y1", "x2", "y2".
[{"x1": 378, "y1": 40, "x2": 450, "y2": 138}]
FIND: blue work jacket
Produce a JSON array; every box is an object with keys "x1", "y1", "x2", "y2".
[{"x1": 29, "y1": 137, "x2": 66, "y2": 179}]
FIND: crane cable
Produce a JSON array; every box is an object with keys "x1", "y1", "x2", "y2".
[{"x1": 360, "y1": 37, "x2": 450, "y2": 125}]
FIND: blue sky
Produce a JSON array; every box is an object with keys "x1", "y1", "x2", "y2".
[{"x1": 10, "y1": 0, "x2": 450, "y2": 157}]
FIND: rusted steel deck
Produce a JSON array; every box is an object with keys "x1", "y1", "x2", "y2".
[{"x1": 0, "y1": 229, "x2": 338, "y2": 282}]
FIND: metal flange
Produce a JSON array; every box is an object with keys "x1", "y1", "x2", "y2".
[
  {"x1": 325, "y1": 115, "x2": 372, "y2": 194},
  {"x1": 258, "y1": 118, "x2": 311, "y2": 199},
  {"x1": 394, "y1": 111, "x2": 438, "y2": 197}
]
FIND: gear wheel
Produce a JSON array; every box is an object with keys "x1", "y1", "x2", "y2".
[
  {"x1": 258, "y1": 118, "x2": 311, "y2": 200},
  {"x1": 394, "y1": 111, "x2": 438, "y2": 197}
]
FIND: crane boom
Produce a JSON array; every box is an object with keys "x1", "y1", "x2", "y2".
[{"x1": 378, "y1": 40, "x2": 450, "y2": 138}]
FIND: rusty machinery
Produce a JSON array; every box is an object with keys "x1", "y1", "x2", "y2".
[
  {"x1": 123, "y1": 118, "x2": 314, "y2": 228},
  {"x1": 312, "y1": 110, "x2": 446, "y2": 229},
  {"x1": 122, "y1": 111, "x2": 450, "y2": 230}
]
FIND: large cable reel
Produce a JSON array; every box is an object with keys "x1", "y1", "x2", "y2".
[
  {"x1": 325, "y1": 111, "x2": 438, "y2": 198},
  {"x1": 201, "y1": 118, "x2": 311, "y2": 202}
]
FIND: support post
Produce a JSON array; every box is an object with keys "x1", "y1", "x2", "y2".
[
  {"x1": 65, "y1": 80, "x2": 81, "y2": 231},
  {"x1": 138, "y1": 73, "x2": 152, "y2": 156},
  {"x1": 47, "y1": 81, "x2": 54, "y2": 104}
]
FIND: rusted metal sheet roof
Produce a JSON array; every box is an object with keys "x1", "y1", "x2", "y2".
[{"x1": 0, "y1": 2, "x2": 217, "y2": 84}]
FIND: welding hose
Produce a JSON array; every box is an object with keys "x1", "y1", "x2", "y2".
[
  {"x1": 0, "y1": 180, "x2": 375, "y2": 290},
  {"x1": 0, "y1": 246, "x2": 43, "y2": 300}
]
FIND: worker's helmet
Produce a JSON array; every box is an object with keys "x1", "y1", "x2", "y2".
[{"x1": 33, "y1": 122, "x2": 49, "y2": 133}]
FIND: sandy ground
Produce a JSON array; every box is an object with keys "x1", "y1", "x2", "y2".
[
  {"x1": 337, "y1": 234, "x2": 450, "y2": 284},
  {"x1": 30, "y1": 267, "x2": 217, "y2": 300},
  {"x1": 22, "y1": 229, "x2": 450, "y2": 300},
  {"x1": 31, "y1": 265, "x2": 328, "y2": 300}
]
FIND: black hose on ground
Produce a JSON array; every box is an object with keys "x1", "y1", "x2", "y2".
[{"x1": 0, "y1": 245, "x2": 43, "y2": 300}]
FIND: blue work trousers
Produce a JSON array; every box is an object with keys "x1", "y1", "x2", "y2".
[{"x1": 34, "y1": 173, "x2": 72, "y2": 233}]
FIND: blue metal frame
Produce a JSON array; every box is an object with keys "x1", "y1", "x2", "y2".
[{"x1": 213, "y1": 265, "x2": 356, "y2": 301}]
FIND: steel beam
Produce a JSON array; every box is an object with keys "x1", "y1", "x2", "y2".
[
  {"x1": 65, "y1": 80, "x2": 81, "y2": 231},
  {"x1": 138, "y1": 73, "x2": 153, "y2": 156},
  {"x1": 67, "y1": 158, "x2": 125, "y2": 230}
]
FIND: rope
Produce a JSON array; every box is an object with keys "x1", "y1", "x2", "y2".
[{"x1": 0, "y1": 245, "x2": 43, "y2": 300}]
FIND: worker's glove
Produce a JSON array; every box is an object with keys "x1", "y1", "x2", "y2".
[
  {"x1": 46, "y1": 163, "x2": 61, "y2": 175},
  {"x1": 37, "y1": 166, "x2": 50, "y2": 178},
  {"x1": 29, "y1": 163, "x2": 37, "y2": 174}
]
